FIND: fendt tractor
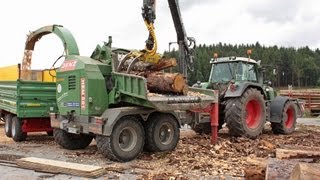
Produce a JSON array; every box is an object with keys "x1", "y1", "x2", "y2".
[
  {"x1": 193, "y1": 52, "x2": 304, "y2": 139},
  {"x1": 45, "y1": 0, "x2": 216, "y2": 162}
]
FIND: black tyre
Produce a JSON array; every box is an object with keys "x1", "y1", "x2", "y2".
[
  {"x1": 11, "y1": 116, "x2": 27, "y2": 142},
  {"x1": 53, "y1": 129, "x2": 93, "y2": 150},
  {"x1": 145, "y1": 113, "x2": 180, "y2": 152},
  {"x1": 225, "y1": 88, "x2": 266, "y2": 139},
  {"x1": 271, "y1": 101, "x2": 297, "y2": 134},
  {"x1": 47, "y1": 131, "x2": 53, "y2": 136},
  {"x1": 4, "y1": 114, "x2": 13, "y2": 137},
  {"x1": 191, "y1": 122, "x2": 211, "y2": 134},
  {"x1": 96, "y1": 116, "x2": 144, "y2": 162}
]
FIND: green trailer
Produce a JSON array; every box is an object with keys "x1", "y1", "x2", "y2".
[{"x1": 0, "y1": 80, "x2": 57, "y2": 141}]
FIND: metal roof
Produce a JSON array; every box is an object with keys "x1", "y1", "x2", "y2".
[{"x1": 210, "y1": 56, "x2": 258, "y2": 64}]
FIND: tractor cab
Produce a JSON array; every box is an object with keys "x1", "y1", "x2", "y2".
[
  {"x1": 209, "y1": 57, "x2": 259, "y2": 84},
  {"x1": 194, "y1": 55, "x2": 276, "y2": 101}
]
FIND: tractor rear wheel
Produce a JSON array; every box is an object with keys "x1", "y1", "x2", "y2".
[
  {"x1": 11, "y1": 117, "x2": 27, "y2": 142},
  {"x1": 4, "y1": 114, "x2": 13, "y2": 137},
  {"x1": 271, "y1": 101, "x2": 297, "y2": 134},
  {"x1": 144, "y1": 113, "x2": 180, "y2": 152},
  {"x1": 53, "y1": 129, "x2": 93, "y2": 150},
  {"x1": 96, "y1": 116, "x2": 144, "y2": 162},
  {"x1": 225, "y1": 88, "x2": 266, "y2": 139}
]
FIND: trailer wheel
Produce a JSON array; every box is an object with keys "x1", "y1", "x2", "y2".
[
  {"x1": 271, "y1": 101, "x2": 297, "y2": 134},
  {"x1": 145, "y1": 113, "x2": 180, "y2": 152},
  {"x1": 53, "y1": 129, "x2": 93, "y2": 150},
  {"x1": 4, "y1": 114, "x2": 13, "y2": 137},
  {"x1": 225, "y1": 88, "x2": 266, "y2": 139},
  {"x1": 96, "y1": 116, "x2": 144, "y2": 162},
  {"x1": 11, "y1": 117, "x2": 27, "y2": 142}
]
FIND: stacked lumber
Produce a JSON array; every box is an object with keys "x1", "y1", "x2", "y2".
[
  {"x1": 16, "y1": 157, "x2": 106, "y2": 178},
  {"x1": 280, "y1": 89, "x2": 320, "y2": 114}
]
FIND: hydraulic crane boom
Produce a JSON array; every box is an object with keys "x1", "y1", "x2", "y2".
[
  {"x1": 117, "y1": 0, "x2": 195, "y2": 78},
  {"x1": 142, "y1": 0, "x2": 196, "y2": 78}
]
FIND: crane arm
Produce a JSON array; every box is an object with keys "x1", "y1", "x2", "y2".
[
  {"x1": 168, "y1": 0, "x2": 196, "y2": 77},
  {"x1": 142, "y1": 0, "x2": 196, "y2": 77},
  {"x1": 117, "y1": 0, "x2": 195, "y2": 77}
]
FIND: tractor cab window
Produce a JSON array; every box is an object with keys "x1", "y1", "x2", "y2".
[
  {"x1": 210, "y1": 62, "x2": 235, "y2": 83},
  {"x1": 236, "y1": 62, "x2": 257, "y2": 82}
]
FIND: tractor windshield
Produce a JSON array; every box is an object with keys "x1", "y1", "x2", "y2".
[
  {"x1": 210, "y1": 61, "x2": 258, "y2": 83},
  {"x1": 209, "y1": 62, "x2": 235, "y2": 83}
]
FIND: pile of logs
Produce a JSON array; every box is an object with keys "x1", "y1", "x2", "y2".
[
  {"x1": 125, "y1": 58, "x2": 189, "y2": 95},
  {"x1": 245, "y1": 145, "x2": 320, "y2": 179}
]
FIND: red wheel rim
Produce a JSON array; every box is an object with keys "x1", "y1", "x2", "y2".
[
  {"x1": 285, "y1": 107, "x2": 294, "y2": 128},
  {"x1": 246, "y1": 99, "x2": 261, "y2": 129}
]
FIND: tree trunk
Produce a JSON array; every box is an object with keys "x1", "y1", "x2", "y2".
[
  {"x1": 290, "y1": 163, "x2": 320, "y2": 180},
  {"x1": 147, "y1": 72, "x2": 188, "y2": 95},
  {"x1": 149, "y1": 58, "x2": 177, "y2": 71}
]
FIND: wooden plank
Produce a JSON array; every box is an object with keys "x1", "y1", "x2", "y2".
[
  {"x1": 290, "y1": 163, "x2": 320, "y2": 180},
  {"x1": 16, "y1": 157, "x2": 106, "y2": 178}
]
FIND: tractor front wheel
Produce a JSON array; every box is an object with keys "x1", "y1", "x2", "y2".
[
  {"x1": 53, "y1": 129, "x2": 93, "y2": 150},
  {"x1": 271, "y1": 101, "x2": 297, "y2": 134},
  {"x1": 96, "y1": 116, "x2": 144, "y2": 162},
  {"x1": 225, "y1": 88, "x2": 266, "y2": 139}
]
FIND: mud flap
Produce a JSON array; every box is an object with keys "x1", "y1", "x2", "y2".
[{"x1": 270, "y1": 96, "x2": 289, "y2": 123}]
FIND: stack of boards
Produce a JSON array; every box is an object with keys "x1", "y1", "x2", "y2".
[{"x1": 16, "y1": 157, "x2": 106, "y2": 178}]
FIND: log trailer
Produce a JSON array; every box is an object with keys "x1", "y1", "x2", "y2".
[
  {"x1": 193, "y1": 52, "x2": 304, "y2": 138},
  {"x1": 47, "y1": 0, "x2": 218, "y2": 162}
]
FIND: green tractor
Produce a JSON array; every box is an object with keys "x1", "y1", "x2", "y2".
[{"x1": 193, "y1": 55, "x2": 304, "y2": 139}]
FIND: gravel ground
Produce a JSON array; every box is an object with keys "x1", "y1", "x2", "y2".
[{"x1": 0, "y1": 118, "x2": 319, "y2": 179}]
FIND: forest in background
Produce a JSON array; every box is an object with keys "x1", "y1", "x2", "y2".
[{"x1": 165, "y1": 42, "x2": 320, "y2": 89}]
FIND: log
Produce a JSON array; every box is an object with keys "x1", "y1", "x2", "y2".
[
  {"x1": 147, "y1": 72, "x2": 188, "y2": 95},
  {"x1": 290, "y1": 163, "x2": 320, "y2": 180},
  {"x1": 276, "y1": 148, "x2": 320, "y2": 159},
  {"x1": 149, "y1": 58, "x2": 177, "y2": 71}
]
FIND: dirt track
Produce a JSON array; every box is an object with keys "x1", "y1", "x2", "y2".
[{"x1": 0, "y1": 120, "x2": 320, "y2": 179}]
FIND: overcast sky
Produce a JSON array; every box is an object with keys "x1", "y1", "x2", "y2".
[{"x1": 0, "y1": 0, "x2": 320, "y2": 69}]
